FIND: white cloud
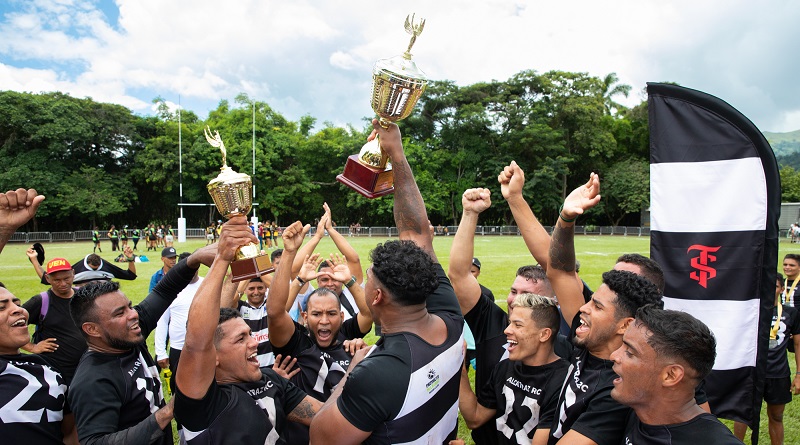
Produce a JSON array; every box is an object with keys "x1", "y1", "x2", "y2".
[{"x1": 0, "y1": 0, "x2": 798, "y2": 132}]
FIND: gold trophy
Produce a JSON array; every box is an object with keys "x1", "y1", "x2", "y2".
[
  {"x1": 205, "y1": 126, "x2": 273, "y2": 282},
  {"x1": 337, "y1": 14, "x2": 428, "y2": 198}
]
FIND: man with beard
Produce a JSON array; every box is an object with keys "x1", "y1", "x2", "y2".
[
  {"x1": 310, "y1": 120, "x2": 464, "y2": 445},
  {"x1": 173, "y1": 217, "x2": 321, "y2": 445},
  {"x1": 68, "y1": 244, "x2": 216, "y2": 445},
  {"x1": 267, "y1": 223, "x2": 372, "y2": 444},
  {"x1": 545, "y1": 173, "x2": 663, "y2": 445},
  {"x1": 610, "y1": 306, "x2": 740, "y2": 444}
]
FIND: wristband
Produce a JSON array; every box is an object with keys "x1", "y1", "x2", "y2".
[
  {"x1": 295, "y1": 276, "x2": 306, "y2": 286},
  {"x1": 558, "y1": 205, "x2": 576, "y2": 223},
  {"x1": 345, "y1": 275, "x2": 357, "y2": 288}
]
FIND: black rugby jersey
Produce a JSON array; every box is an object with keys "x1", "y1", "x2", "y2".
[
  {"x1": 478, "y1": 358, "x2": 569, "y2": 445},
  {"x1": 338, "y1": 264, "x2": 464, "y2": 445},
  {"x1": 0, "y1": 354, "x2": 68, "y2": 444},
  {"x1": 175, "y1": 369, "x2": 306, "y2": 445},
  {"x1": 622, "y1": 411, "x2": 742, "y2": 445}
]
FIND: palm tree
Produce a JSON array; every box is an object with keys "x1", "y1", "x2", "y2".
[{"x1": 598, "y1": 72, "x2": 632, "y2": 116}]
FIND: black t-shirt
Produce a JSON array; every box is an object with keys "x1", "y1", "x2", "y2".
[
  {"x1": 0, "y1": 354, "x2": 69, "y2": 444},
  {"x1": 337, "y1": 264, "x2": 464, "y2": 445},
  {"x1": 767, "y1": 304, "x2": 800, "y2": 377},
  {"x1": 622, "y1": 411, "x2": 742, "y2": 444},
  {"x1": 174, "y1": 369, "x2": 307, "y2": 445},
  {"x1": 463, "y1": 287, "x2": 510, "y2": 445},
  {"x1": 22, "y1": 290, "x2": 87, "y2": 383},
  {"x1": 69, "y1": 259, "x2": 197, "y2": 445},
  {"x1": 479, "y1": 283, "x2": 496, "y2": 301},
  {"x1": 272, "y1": 318, "x2": 366, "y2": 445},
  {"x1": 478, "y1": 358, "x2": 570, "y2": 445},
  {"x1": 272, "y1": 318, "x2": 366, "y2": 402},
  {"x1": 549, "y1": 317, "x2": 630, "y2": 445}
]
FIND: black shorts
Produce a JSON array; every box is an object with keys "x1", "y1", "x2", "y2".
[{"x1": 764, "y1": 376, "x2": 792, "y2": 405}]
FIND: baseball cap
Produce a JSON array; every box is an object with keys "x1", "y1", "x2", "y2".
[
  {"x1": 46, "y1": 258, "x2": 72, "y2": 274},
  {"x1": 472, "y1": 258, "x2": 481, "y2": 269},
  {"x1": 161, "y1": 247, "x2": 177, "y2": 258}
]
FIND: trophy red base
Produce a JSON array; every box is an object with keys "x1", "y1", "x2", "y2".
[
  {"x1": 230, "y1": 254, "x2": 274, "y2": 282},
  {"x1": 336, "y1": 154, "x2": 394, "y2": 199}
]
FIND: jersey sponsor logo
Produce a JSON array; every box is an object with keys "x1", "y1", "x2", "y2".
[
  {"x1": 425, "y1": 368, "x2": 441, "y2": 393},
  {"x1": 687, "y1": 245, "x2": 721, "y2": 288},
  {"x1": 247, "y1": 380, "x2": 275, "y2": 397},
  {"x1": 252, "y1": 331, "x2": 269, "y2": 343}
]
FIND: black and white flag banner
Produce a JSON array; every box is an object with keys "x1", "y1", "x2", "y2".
[{"x1": 648, "y1": 83, "x2": 780, "y2": 433}]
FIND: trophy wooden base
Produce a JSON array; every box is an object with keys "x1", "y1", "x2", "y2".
[
  {"x1": 230, "y1": 254, "x2": 274, "y2": 282},
  {"x1": 336, "y1": 155, "x2": 394, "y2": 199}
]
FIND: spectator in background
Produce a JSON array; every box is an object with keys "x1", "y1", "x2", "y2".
[{"x1": 150, "y1": 247, "x2": 177, "y2": 292}]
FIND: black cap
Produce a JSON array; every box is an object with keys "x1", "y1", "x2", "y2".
[
  {"x1": 161, "y1": 247, "x2": 177, "y2": 258},
  {"x1": 32, "y1": 243, "x2": 45, "y2": 265},
  {"x1": 472, "y1": 258, "x2": 481, "y2": 269}
]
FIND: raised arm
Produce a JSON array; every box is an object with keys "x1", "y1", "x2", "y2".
[
  {"x1": 371, "y1": 120, "x2": 435, "y2": 260},
  {"x1": 323, "y1": 203, "x2": 363, "y2": 284},
  {"x1": 267, "y1": 221, "x2": 310, "y2": 348},
  {"x1": 121, "y1": 245, "x2": 137, "y2": 277},
  {"x1": 292, "y1": 212, "x2": 328, "y2": 278},
  {"x1": 26, "y1": 246, "x2": 46, "y2": 279},
  {"x1": 547, "y1": 173, "x2": 601, "y2": 324},
  {"x1": 499, "y1": 161, "x2": 551, "y2": 269},
  {"x1": 448, "y1": 188, "x2": 491, "y2": 315},
  {"x1": 175, "y1": 216, "x2": 257, "y2": 400},
  {"x1": 287, "y1": 253, "x2": 323, "y2": 312},
  {"x1": 0, "y1": 188, "x2": 44, "y2": 253},
  {"x1": 327, "y1": 253, "x2": 372, "y2": 334}
]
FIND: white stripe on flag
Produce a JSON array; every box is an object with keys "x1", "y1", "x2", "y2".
[
  {"x1": 651, "y1": 158, "x2": 767, "y2": 233},
  {"x1": 663, "y1": 296, "x2": 758, "y2": 370}
]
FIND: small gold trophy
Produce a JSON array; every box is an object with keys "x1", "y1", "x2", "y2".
[
  {"x1": 337, "y1": 14, "x2": 428, "y2": 198},
  {"x1": 205, "y1": 126, "x2": 273, "y2": 282}
]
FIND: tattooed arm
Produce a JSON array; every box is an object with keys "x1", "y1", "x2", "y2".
[
  {"x1": 368, "y1": 120, "x2": 436, "y2": 260},
  {"x1": 287, "y1": 396, "x2": 323, "y2": 426},
  {"x1": 546, "y1": 173, "x2": 601, "y2": 324}
]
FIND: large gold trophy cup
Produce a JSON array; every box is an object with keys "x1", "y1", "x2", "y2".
[
  {"x1": 205, "y1": 126, "x2": 274, "y2": 282},
  {"x1": 337, "y1": 14, "x2": 428, "y2": 198}
]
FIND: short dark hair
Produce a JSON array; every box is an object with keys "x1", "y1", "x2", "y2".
[
  {"x1": 777, "y1": 272, "x2": 785, "y2": 283},
  {"x1": 634, "y1": 305, "x2": 716, "y2": 381},
  {"x1": 784, "y1": 253, "x2": 800, "y2": 263},
  {"x1": 370, "y1": 240, "x2": 438, "y2": 306},
  {"x1": 317, "y1": 260, "x2": 331, "y2": 272},
  {"x1": 513, "y1": 293, "x2": 560, "y2": 343},
  {"x1": 215, "y1": 307, "x2": 242, "y2": 347},
  {"x1": 616, "y1": 253, "x2": 665, "y2": 294},
  {"x1": 305, "y1": 288, "x2": 339, "y2": 312},
  {"x1": 602, "y1": 270, "x2": 663, "y2": 320},
  {"x1": 271, "y1": 249, "x2": 283, "y2": 262},
  {"x1": 86, "y1": 254, "x2": 102, "y2": 267},
  {"x1": 179, "y1": 252, "x2": 191, "y2": 261},
  {"x1": 71, "y1": 281, "x2": 121, "y2": 337},
  {"x1": 516, "y1": 265, "x2": 548, "y2": 283}
]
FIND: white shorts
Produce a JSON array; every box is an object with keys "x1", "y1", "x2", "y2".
[
  {"x1": 206, "y1": 234, "x2": 214, "y2": 240},
  {"x1": 166, "y1": 235, "x2": 174, "y2": 242}
]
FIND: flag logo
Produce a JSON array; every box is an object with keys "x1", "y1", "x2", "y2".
[{"x1": 688, "y1": 245, "x2": 721, "y2": 288}]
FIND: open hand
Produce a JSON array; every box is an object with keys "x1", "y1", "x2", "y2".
[
  {"x1": 561, "y1": 172, "x2": 601, "y2": 220},
  {"x1": 273, "y1": 354, "x2": 300, "y2": 380}
]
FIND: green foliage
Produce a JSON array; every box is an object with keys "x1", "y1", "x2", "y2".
[
  {"x1": 598, "y1": 158, "x2": 650, "y2": 226},
  {"x1": 780, "y1": 166, "x2": 800, "y2": 202},
  {"x1": 0, "y1": 66, "x2": 670, "y2": 229}
]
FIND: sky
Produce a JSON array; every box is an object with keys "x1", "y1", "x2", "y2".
[{"x1": 1, "y1": 0, "x2": 798, "y2": 133}]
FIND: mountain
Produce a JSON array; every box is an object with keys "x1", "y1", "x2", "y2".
[{"x1": 764, "y1": 129, "x2": 800, "y2": 157}]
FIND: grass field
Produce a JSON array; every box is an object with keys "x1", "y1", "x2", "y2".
[{"x1": 1, "y1": 234, "x2": 798, "y2": 444}]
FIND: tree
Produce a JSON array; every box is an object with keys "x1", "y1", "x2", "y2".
[
  {"x1": 599, "y1": 158, "x2": 650, "y2": 226},
  {"x1": 597, "y1": 72, "x2": 632, "y2": 116}
]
